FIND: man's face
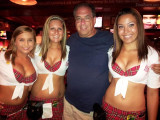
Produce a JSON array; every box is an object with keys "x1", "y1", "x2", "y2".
[
  {"x1": 143, "y1": 15, "x2": 157, "y2": 29},
  {"x1": 74, "y1": 6, "x2": 96, "y2": 38}
]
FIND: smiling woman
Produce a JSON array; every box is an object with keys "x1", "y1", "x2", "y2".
[
  {"x1": 103, "y1": 8, "x2": 160, "y2": 120},
  {"x1": 29, "y1": 15, "x2": 70, "y2": 119},
  {"x1": 48, "y1": 20, "x2": 64, "y2": 43},
  {"x1": 0, "y1": 26, "x2": 37, "y2": 119},
  {"x1": 117, "y1": 14, "x2": 138, "y2": 44}
]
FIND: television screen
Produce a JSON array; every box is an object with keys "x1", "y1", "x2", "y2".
[
  {"x1": 94, "y1": 17, "x2": 102, "y2": 28},
  {"x1": 110, "y1": 29, "x2": 114, "y2": 33},
  {"x1": 157, "y1": 15, "x2": 160, "y2": 29},
  {"x1": 143, "y1": 15, "x2": 158, "y2": 29},
  {"x1": 0, "y1": 31, "x2": 7, "y2": 39}
]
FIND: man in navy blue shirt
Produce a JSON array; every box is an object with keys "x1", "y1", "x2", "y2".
[
  {"x1": 63, "y1": 3, "x2": 113, "y2": 120},
  {"x1": 63, "y1": 2, "x2": 160, "y2": 120}
]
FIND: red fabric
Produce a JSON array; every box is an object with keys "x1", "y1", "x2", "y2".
[
  {"x1": 30, "y1": 95, "x2": 63, "y2": 120},
  {"x1": 13, "y1": 69, "x2": 36, "y2": 83},
  {"x1": 0, "y1": 99, "x2": 28, "y2": 120},
  {"x1": 112, "y1": 62, "x2": 140, "y2": 76},
  {"x1": 44, "y1": 60, "x2": 61, "y2": 72},
  {"x1": 102, "y1": 100, "x2": 146, "y2": 120}
]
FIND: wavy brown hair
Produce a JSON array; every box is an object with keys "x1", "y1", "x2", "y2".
[
  {"x1": 40, "y1": 15, "x2": 67, "y2": 61},
  {"x1": 113, "y1": 8, "x2": 148, "y2": 63},
  {"x1": 5, "y1": 26, "x2": 36, "y2": 65}
]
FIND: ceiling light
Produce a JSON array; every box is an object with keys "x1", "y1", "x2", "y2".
[
  {"x1": 10, "y1": 0, "x2": 37, "y2": 6},
  {"x1": 144, "y1": 0, "x2": 160, "y2": 2}
]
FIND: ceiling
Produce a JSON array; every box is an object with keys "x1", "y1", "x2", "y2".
[{"x1": 0, "y1": 0, "x2": 160, "y2": 33}]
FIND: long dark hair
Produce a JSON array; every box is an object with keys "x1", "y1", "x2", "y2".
[{"x1": 113, "y1": 8, "x2": 148, "y2": 63}]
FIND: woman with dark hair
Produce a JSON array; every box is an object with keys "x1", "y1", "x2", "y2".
[
  {"x1": 29, "y1": 15, "x2": 69, "y2": 119},
  {"x1": 103, "y1": 8, "x2": 159, "y2": 120},
  {"x1": 0, "y1": 26, "x2": 37, "y2": 119}
]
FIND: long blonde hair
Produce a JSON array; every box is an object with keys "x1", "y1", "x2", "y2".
[
  {"x1": 5, "y1": 26, "x2": 36, "y2": 65},
  {"x1": 40, "y1": 15, "x2": 67, "y2": 61}
]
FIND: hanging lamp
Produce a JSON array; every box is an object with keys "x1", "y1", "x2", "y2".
[{"x1": 10, "y1": 0, "x2": 37, "y2": 6}]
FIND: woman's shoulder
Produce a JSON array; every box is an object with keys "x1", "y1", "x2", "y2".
[
  {"x1": 0, "y1": 51, "x2": 6, "y2": 60},
  {"x1": 66, "y1": 45, "x2": 70, "y2": 52},
  {"x1": 107, "y1": 46, "x2": 114, "y2": 55},
  {"x1": 0, "y1": 50, "x2": 5, "y2": 55},
  {"x1": 147, "y1": 46, "x2": 159, "y2": 57},
  {"x1": 147, "y1": 46, "x2": 159, "y2": 62},
  {"x1": 34, "y1": 44, "x2": 42, "y2": 55},
  {"x1": 0, "y1": 51, "x2": 11, "y2": 66}
]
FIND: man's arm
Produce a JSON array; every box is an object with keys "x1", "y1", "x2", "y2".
[
  {"x1": 151, "y1": 64, "x2": 160, "y2": 74},
  {"x1": 151, "y1": 55, "x2": 160, "y2": 74}
]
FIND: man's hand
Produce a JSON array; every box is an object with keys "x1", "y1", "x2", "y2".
[
  {"x1": 151, "y1": 58, "x2": 160, "y2": 74},
  {"x1": 151, "y1": 64, "x2": 160, "y2": 74}
]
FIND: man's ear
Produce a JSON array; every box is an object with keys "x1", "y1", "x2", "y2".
[{"x1": 93, "y1": 17, "x2": 96, "y2": 25}]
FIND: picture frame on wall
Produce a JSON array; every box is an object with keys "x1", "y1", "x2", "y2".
[
  {"x1": 111, "y1": 16, "x2": 116, "y2": 25},
  {"x1": 0, "y1": 22, "x2": 5, "y2": 29}
]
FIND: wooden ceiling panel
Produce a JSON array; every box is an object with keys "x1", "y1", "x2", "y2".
[{"x1": 0, "y1": 0, "x2": 159, "y2": 33}]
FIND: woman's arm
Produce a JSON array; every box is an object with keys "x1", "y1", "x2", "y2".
[
  {"x1": 108, "y1": 72, "x2": 113, "y2": 83},
  {"x1": 147, "y1": 87, "x2": 159, "y2": 120}
]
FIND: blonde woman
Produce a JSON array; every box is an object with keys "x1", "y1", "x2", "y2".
[
  {"x1": 30, "y1": 15, "x2": 69, "y2": 119},
  {"x1": 0, "y1": 26, "x2": 37, "y2": 119}
]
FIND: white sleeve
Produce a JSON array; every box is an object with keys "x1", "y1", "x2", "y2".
[
  {"x1": 107, "y1": 47, "x2": 113, "y2": 58},
  {"x1": 147, "y1": 47, "x2": 160, "y2": 88}
]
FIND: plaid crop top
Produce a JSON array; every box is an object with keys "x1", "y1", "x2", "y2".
[
  {"x1": 33, "y1": 45, "x2": 70, "y2": 94},
  {"x1": 0, "y1": 51, "x2": 37, "y2": 100},
  {"x1": 108, "y1": 46, "x2": 160, "y2": 98},
  {"x1": 112, "y1": 62, "x2": 140, "y2": 76},
  {"x1": 44, "y1": 60, "x2": 61, "y2": 72},
  {"x1": 13, "y1": 69, "x2": 36, "y2": 83}
]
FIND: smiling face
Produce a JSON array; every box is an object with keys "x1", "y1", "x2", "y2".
[
  {"x1": 143, "y1": 15, "x2": 157, "y2": 29},
  {"x1": 75, "y1": 6, "x2": 96, "y2": 38},
  {"x1": 15, "y1": 31, "x2": 35, "y2": 55},
  {"x1": 48, "y1": 20, "x2": 64, "y2": 43},
  {"x1": 117, "y1": 14, "x2": 138, "y2": 45}
]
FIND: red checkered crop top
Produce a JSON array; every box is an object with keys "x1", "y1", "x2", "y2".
[
  {"x1": 44, "y1": 60, "x2": 61, "y2": 72},
  {"x1": 112, "y1": 62, "x2": 140, "y2": 76},
  {"x1": 13, "y1": 69, "x2": 36, "y2": 83}
]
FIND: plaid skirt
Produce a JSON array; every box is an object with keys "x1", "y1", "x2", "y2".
[
  {"x1": 0, "y1": 99, "x2": 28, "y2": 120},
  {"x1": 102, "y1": 100, "x2": 146, "y2": 120},
  {"x1": 29, "y1": 95, "x2": 63, "y2": 120}
]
